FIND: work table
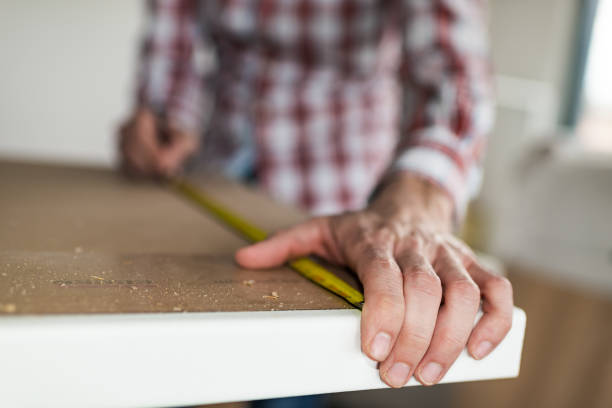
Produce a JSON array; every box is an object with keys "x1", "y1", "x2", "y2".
[{"x1": 0, "y1": 160, "x2": 526, "y2": 407}]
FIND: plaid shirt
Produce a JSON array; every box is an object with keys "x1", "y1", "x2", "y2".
[{"x1": 137, "y1": 0, "x2": 494, "y2": 219}]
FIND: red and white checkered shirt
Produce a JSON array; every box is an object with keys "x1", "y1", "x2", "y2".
[{"x1": 137, "y1": 0, "x2": 494, "y2": 219}]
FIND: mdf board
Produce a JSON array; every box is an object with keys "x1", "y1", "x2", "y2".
[{"x1": 0, "y1": 161, "x2": 526, "y2": 408}]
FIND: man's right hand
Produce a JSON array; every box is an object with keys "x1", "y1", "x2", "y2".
[{"x1": 118, "y1": 108, "x2": 199, "y2": 178}]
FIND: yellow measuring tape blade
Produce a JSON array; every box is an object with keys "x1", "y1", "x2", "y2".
[{"x1": 171, "y1": 179, "x2": 364, "y2": 310}]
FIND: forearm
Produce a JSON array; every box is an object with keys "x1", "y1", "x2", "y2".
[{"x1": 394, "y1": 0, "x2": 494, "y2": 222}]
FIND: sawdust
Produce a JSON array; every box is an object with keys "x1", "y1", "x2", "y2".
[
  {"x1": 74, "y1": 246, "x2": 83, "y2": 254},
  {"x1": 263, "y1": 291, "x2": 279, "y2": 300},
  {"x1": 242, "y1": 280, "x2": 255, "y2": 286}
]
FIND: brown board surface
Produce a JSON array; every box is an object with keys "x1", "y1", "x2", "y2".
[{"x1": 0, "y1": 161, "x2": 359, "y2": 314}]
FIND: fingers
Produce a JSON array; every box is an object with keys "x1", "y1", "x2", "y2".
[
  {"x1": 434, "y1": 236, "x2": 514, "y2": 360},
  {"x1": 119, "y1": 110, "x2": 163, "y2": 176},
  {"x1": 119, "y1": 123, "x2": 146, "y2": 176},
  {"x1": 355, "y1": 245, "x2": 405, "y2": 366},
  {"x1": 379, "y1": 249, "x2": 442, "y2": 388},
  {"x1": 236, "y1": 214, "x2": 406, "y2": 371},
  {"x1": 466, "y1": 262, "x2": 514, "y2": 359},
  {"x1": 235, "y1": 218, "x2": 328, "y2": 269},
  {"x1": 123, "y1": 137, "x2": 158, "y2": 176},
  {"x1": 235, "y1": 209, "x2": 514, "y2": 389},
  {"x1": 119, "y1": 110, "x2": 197, "y2": 178},
  {"x1": 158, "y1": 132, "x2": 198, "y2": 176},
  {"x1": 415, "y1": 246, "x2": 480, "y2": 386}
]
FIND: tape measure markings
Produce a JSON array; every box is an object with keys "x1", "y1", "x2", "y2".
[{"x1": 171, "y1": 179, "x2": 364, "y2": 310}]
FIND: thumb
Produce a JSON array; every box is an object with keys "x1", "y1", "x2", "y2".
[{"x1": 235, "y1": 218, "x2": 328, "y2": 269}]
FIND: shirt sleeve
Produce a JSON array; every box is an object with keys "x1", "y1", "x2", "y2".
[
  {"x1": 136, "y1": 0, "x2": 214, "y2": 135},
  {"x1": 391, "y1": 0, "x2": 495, "y2": 221}
]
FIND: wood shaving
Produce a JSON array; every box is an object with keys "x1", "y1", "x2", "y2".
[
  {"x1": 90, "y1": 275, "x2": 105, "y2": 281},
  {"x1": 242, "y1": 280, "x2": 255, "y2": 286},
  {"x1": 172, "y1": 306, "x2": 182, "y2": 312},
  {"x1": 263, "y1": 291, "x2": 279, "y2": 300}
]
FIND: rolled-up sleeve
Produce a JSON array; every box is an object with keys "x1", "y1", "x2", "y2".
[
  {"x1": 136, "y1": 0, "x2": 213, "y2": 135},
  {"x1": 392, "y1": 0, "x2": 495, "y2": 221}
]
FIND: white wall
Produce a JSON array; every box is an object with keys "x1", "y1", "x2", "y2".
[
  {"x1": 480, "y1": 1, "x2": 612, "y2": 296},
  {"x1": 469, "y1": 0, "x2": 578, "y2": 257},
  {"x1": 0, "y1": 0, "x2": 144, "y2": 166},
  {"x1": 489, "y1": 0, "x2": 579, "y2": 123}
]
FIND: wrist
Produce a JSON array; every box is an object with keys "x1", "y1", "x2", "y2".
[{"x1": 369, "y1": 172, "x2": 454, "y2": 232}]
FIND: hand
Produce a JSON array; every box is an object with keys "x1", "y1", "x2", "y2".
[
  {"x1": 118, "y1": 108, "x2": 198, "y2": 177},
  {"x1": 235, "y1": 173, "x2": 513, "y2": 387}
]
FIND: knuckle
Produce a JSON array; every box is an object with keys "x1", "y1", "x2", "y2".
[
  {"x1": 402, "y1": 329, "x2": 432, "y2": 349},
  {"x1": 377, "y1": 294, "x2": 402, "y2": 310},
  {"x1": 499, "y1": 318, "x2": 513, "y2": 335},
  {"x1": 376, "y1": 224, "x2": 400, "y2": 241},
  {"x1": 370, "y1": 256, "x2": 396, "y2": 271},
  {"x1": 402, "y1": 237, "x2": 421, "y2": 252},
  {"x1": 495, "y1": 314, "x2": 513, "y2": 335},
  {"x1": 359, "y1": 248, "x2": 395, "y2": 271},
  {"x1": 367, "y1": 294, "x2": 404, "y2": 319},
  {"x1": 405, "y1": 269, "x2": 442, "y2": 298},
  {"x1": 437, "y1": 329, "x2": 468, "y2": 352},
  {"x1": 406, "y1": 230, "x2": 422, "y2": 246},
  {"x1": 363, "y1": 271, "x2": 403, "y2": 295},
  {"x1": 357, "y1": 226, "x2": 396, "y2": 247},
  {"x1": 397, "y1": 232, "x2": 421, "y2": 251},
  {"x1": 447, "y1": 279, "x2": 480, "y2": 303},
  {"x1": 486, "y1": 275, "x2": 513, "y2": 296},
  {"x1": 480, "y1": 316, "x2": 512, "y2": 340}
]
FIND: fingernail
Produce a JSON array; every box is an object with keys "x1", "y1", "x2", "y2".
[
  {"x1": 420, "y1": 362, "x2": 443, "y2": 385},
  {"x1": 386, "y1": 362, "x2": 411, "y2": 387},
  {"x1": 370, "y1": 332, "x2": 391, "y2": 361},
  {"x1": 474, "y1": 341, "x2": 493, "y2": 359}
]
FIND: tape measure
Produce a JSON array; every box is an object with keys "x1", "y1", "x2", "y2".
[{"x1": 171, "y1": 179, "x2": 364, "y2": 310}]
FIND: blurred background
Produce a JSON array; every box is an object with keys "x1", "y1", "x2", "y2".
[{"x1": 1, "y1": 1, "x2": 611, "y2": 407}]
